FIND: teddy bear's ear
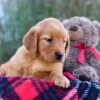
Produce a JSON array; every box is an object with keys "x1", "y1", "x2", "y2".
[
  {"x1": 62, "y1": 19, "x2": 69, "y2": 29},
  {"x1": 93, "y1": 20, "x2": 100, "y2": 40}
]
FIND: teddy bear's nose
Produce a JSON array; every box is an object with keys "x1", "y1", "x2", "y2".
[{"x1": 69, "y1": 26, "x2": 78, "y2": 31}]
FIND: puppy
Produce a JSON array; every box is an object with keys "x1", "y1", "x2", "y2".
[{"x1": 0, "y1": 18, "x2": 70, "y2": 88}]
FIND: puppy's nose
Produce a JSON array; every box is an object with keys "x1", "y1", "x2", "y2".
[
  {"x1": 69, "y1": 26, "x2": 78, "y2": 31},
  {"x1": 55, "y1": 52, "x2": 63, "y2": 60}
]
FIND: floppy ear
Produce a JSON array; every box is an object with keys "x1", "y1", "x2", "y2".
[
  {"x1": 65, "y1": 33, "x2": 70, "y2": 56},
  {"x1": 23, "y1": 27, "x2": 38, "y2": 53},
  {"x1": 93, "y1": 20, "x2": 100, "y2": 40}
]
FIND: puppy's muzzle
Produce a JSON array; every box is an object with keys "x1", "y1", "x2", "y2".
[{"x1": 55, "y1": 52, "x2": 63, "y2": 60}]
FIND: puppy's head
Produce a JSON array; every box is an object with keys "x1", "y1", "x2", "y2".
[{"x1": 23, "y1": 18, "x2": 70, "y2": 63}]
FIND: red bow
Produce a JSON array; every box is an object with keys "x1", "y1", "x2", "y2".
[{"x1": 74, "y1": 43, "x2": 100, "y2": 64}]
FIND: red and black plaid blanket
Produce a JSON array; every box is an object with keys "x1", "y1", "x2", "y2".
[{"x1": 0, "y1": 72, "x2": 100, "y2": 100}]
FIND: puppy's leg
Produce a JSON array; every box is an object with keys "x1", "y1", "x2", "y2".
[
  {"x1": 49, "y1": 70, "x2": 70, "y2": 88},
  {"x1": 0, "y1": 64, "x2": 19, "y2": 76},
  {"x1": 0, "y1": 66, "x2": 6, "y2": 76},
  {"x1": 33, "y1": 71, "x2": 51, "y2": 80}
]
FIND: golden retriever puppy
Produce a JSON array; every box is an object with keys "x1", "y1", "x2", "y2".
[{"x1": 0, "y1": 18, "x2": 70, "y2": 88}]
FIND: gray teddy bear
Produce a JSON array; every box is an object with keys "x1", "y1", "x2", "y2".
[{"x1": 63, "y1": 16, "x2": 100, "y2": 82}]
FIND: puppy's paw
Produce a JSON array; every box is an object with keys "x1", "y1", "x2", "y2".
[
  {"x1": 53, "y1": 76, "x2": 70, "y2": 88},
  {"x1": 0, "y1": 70, "x2": 6, "y2": 76}
]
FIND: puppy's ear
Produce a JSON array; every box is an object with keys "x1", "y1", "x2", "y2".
[
  {"x1": 65, "y1": 33, "x2": 70, "y2": 56},
  {"x1": 23, "y1": 27, "x2": 38, "y2": 53}
]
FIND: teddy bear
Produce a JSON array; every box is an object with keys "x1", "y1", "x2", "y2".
[{"x1": 63, "y1": 16, "x2": 100, "y2": 82}]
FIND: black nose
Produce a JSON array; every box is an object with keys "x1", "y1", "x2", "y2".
[
  {"x1": 55, "y1": 52, "x2": 63, "y2": 60},
  {"x1": 69, "y1": 26, "x2": 78, "y2": 31}
]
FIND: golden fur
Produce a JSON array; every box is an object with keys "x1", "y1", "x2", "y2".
[{"x1": 0, "y1": 18, "x2": 70, "y2": 88}]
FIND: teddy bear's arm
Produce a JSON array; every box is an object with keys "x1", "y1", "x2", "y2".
[{"x1": 88, "y1": 56, "x2": 100, "y2": 82}]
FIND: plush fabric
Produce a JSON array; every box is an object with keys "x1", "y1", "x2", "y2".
[
  {"x1": 0, "y1": 72, "x2": 99, "y2": 100},
  {"x1": 74, "y1": 43, "x2": 100, "y2": 64},
  {"x1": 63, "y1": 16, "x2": 100, "y2": 82}
]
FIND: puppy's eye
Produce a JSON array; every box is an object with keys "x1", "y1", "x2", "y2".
[{"x1": 45, "y1": 38, "x2": 52, "y2": 43}]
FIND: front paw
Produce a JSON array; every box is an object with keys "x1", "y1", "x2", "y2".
[
  {"x1": 52, "y1": 76, "x2": 70, "y2": 88},
  {"x1": 0, "y1": 68, "x2": 6, "y2": 76}
]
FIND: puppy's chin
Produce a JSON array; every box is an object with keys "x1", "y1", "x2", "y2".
[{"x1": 39, "y1": 55, "x2": 64, "y2": 63}]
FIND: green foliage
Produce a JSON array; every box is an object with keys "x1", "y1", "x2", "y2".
[{"x1": 0, "y1": 0, "x2": 100, "y2": 63}]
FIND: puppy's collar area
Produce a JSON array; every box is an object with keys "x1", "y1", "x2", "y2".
[{"x1": 74, "y1": 43, "x2": 100, "y2": 64}]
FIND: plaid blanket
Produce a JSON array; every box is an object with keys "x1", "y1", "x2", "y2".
[{"x1": 0, "y1": 72, "x2": 100, "y2": 100}]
